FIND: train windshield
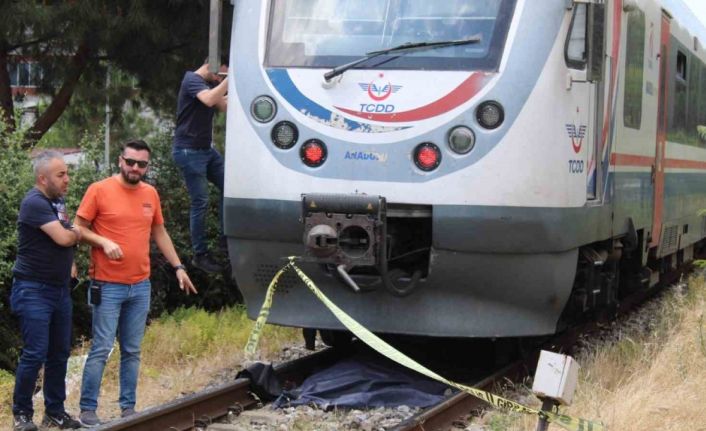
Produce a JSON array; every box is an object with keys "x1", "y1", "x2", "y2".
[{"x1": 266, "y1": 0, "x2": 517, "y2": 71}]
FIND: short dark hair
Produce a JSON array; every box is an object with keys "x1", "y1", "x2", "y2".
[{"x1": 121, "y1": 139, "x2": 151, "y2": 154}]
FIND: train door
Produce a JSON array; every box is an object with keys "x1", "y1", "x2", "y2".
[
  {"x1": 649, "y1": 12, "x2": 670, "y2": 248},
  {"x1": 566, "y1": 2, "x2": 600, "y2": 201},
  {"x1": 585, "y1": 1, "x2": 606, "y2": 201},
  {"x1": 585, "y1": 74, "x2": 599, "y2": 201}
]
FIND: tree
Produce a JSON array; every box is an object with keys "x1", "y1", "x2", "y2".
[{"x1": 0, "y1": 0, "x2": 232, "y2": 147}]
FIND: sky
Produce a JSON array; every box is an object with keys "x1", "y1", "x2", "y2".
[
  {"x1": 662, "y1": 0, "x2": 706, "y2": 43},
  {"x1": 683, "y1": 0, "x2": 706, "y2": 25}
]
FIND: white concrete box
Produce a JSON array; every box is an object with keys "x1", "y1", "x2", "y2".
[{"x1": 531, "y1": 350, "x2": 580, "y2": 406}]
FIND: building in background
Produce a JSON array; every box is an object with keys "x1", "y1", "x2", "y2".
[{"x1": 7, "y1": 55, "x2": 42, "y2": 126}]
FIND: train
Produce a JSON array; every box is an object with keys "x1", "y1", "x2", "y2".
[{"x1": 222, "y1": 0, "x2": 706, "y2": 340}]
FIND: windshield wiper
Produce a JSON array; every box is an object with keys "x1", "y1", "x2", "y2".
[{"x1": 323, "y1": 36, "x2": 482, "y2": 82}]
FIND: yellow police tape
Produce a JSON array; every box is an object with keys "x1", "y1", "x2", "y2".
[{"x1": 244, "y1": 257, "x2": 605, "y2": 431}]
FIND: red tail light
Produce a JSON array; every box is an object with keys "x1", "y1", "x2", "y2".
[
  {"x1": 301, "y1": 139, "x2": 327, "y2": 167},
  {"x1": 414, "y1": 143, "x2": 441, "y2": 171}
]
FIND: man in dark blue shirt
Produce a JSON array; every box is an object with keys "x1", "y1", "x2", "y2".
[
  {"x1": 173, "y1": 59, "x2": 228, "y2": 273},
  {"x1": 11, "y1": 151, "x2": 82, "y2": 431}
]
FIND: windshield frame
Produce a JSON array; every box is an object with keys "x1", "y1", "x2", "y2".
[{"x1": 265, "y1": 0, "x2": 517, "y2": 71}]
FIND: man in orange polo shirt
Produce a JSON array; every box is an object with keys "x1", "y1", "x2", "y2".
[{"x1": 73, "y1": 140, "x2": 197, "y2": 427}]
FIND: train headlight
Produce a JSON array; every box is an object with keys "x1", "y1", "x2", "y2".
[
  {"x1": 271, "y1": 121, "x2": 298, "y2": 149},
  {"x1": 447, "y1": 126, "x2": 476, "y2": 154},
  {"x1": 251, "y1": 96, "x2": 277, "y2": 123},
  {"x1": 476, "y1": 101, "x2": 504, "y2": 129},
  {"x1": 301, "y1": 139, "x2": 327, "y2": 167},
  {"x1": 413, "y1": 142, "x2": 441, "y2": 171}
]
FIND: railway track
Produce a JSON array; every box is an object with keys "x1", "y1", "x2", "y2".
[
  {"x1": 92, "y1": 347, "x2": 344, "y2": 431},
  {"x1": 93, "y1": 265, "x2": 690, "y2": 431}
]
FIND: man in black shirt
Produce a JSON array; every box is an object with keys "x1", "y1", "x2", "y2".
[
  {"x1": 11, "y1": 151, "x2": 82, "y2": 430},
  {"x1": 173, "y1": 59, "x2": 229, "y2": 273}
]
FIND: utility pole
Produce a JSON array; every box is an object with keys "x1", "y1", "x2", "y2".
[
  {"x1": 209, "y1": 0, "x2": 222, "y2": 73},
  {"x1": 104, "y1": 64, "x2": 111, "y2": 170}
]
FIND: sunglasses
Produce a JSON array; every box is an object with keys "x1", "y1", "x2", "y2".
[{"x1": 121, "y1": 156, "x2": 149, "y2": 168}]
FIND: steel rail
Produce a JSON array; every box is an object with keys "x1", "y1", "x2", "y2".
[
  {"x1": 390, "y1": 357, "x2": 534, "y2": 431},
  {"x1": 93, "y1": 378, "x2": 255, "y2": 431},
  {"x1": 94, "y1": 347, "x2": 341, "y2": 430}
]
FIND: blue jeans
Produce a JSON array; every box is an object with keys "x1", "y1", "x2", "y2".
[
  {"x1": 172, "y1": 147, "x2": 225, "y2": 255},
  {"x1": 11, "y1": 278, "x2": 72, "y2": 416},
  {"x1": 79, "y1": 280, "x2": 150, "y2": 411}
]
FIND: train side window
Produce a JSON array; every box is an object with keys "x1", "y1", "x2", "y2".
[
  {"x1": 669, "y1": 48, "x2": 688, "y2": 142},
  {"x1": 687, "y1": 54, "x2": 702, "y2": 146},
  {"x1": 624, "y1": 8, "x2": 645, "y2": 130},
  {"x1": 565, "y1": 4, "x2": 587, "y2": 69},
  {"x1": 676, "y1": 51, "x2": 687, "y2": 80},
  {"x1": 699, "y1": 64, "x2": 706, "y2": 146}
]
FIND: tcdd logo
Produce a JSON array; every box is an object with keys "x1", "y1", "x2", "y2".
[
  {"x1": 565, "y1": 124, "x2": 586, "y2": 154},
  {"x1": 359, "y1": 74, "x2": 402, "y2": 102},
  {"x1": 359, "y1": 103, "x2": 395, "y2": 113}
]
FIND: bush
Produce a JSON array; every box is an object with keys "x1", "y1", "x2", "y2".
[
  {"x1": 0, "y1": 124, "x2": 34, "y2": 370},
  {"x1": 143, "y1": 132, "x2": 243, "y2": 314}
]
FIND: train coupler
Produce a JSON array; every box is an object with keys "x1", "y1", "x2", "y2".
[{"x1": 301, "y1": 193, "x2": 386, "y2": 288}]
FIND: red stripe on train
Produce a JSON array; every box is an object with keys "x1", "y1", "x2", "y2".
[{"x1": 610, "y1": 153, "x2": 706, "y2": 169}]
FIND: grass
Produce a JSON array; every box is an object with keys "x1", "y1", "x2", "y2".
[
  {"x1": 0, "y1": 305, "x2": 300, "y2": 424},
  {"x1": 474, "y1": 274, "x2": 706, "y2": 430},
  {"x1": 4, "y1": 275, "x2": 706, "y2": 429},
  {"x1": 0, "y1": 369, "x2": 14, "y2": 415}
]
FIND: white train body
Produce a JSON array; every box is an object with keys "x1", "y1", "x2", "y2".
[{"x1": 224, "y1": 0, "x2": 706, "y2": 337}]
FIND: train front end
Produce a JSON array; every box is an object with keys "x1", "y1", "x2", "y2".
[{"x1": 225, "y1": 0, "x2": 592, "y2": 337}]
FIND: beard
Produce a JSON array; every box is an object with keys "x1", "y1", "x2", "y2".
[
  {"x1": 46, "y1": 182, "x2": 66, "y2": 199},
  {"x1": 120, "y1": 167, "x2": 144, "y2": 185}
]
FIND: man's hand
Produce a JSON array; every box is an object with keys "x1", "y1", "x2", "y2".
[
  {"x1": 176, "y1": 269, "x2": 197, "y2": 295},
  {"x1": 102, "y1": 239, "x2": 123, "y2": 260}
]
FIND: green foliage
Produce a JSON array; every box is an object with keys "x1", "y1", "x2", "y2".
[
  {"x1": 0, "y1": 368, "x2": 13, "y2": 411},
  {"x1": 1, "y1": 0, "x2": 233, "y2": 140},
  {"x1": 0, "y1": 125, "x2": 34, "y2": 371},
  {"x1": 143, "y1": 306, "x2": 250, "y2": 360},
  {"x1": 142, "y1": 131, "x2": 241, "y2": 314},
  {"x1": 0, "y1": 125, "x2": 34, "y2": 285},
  {"x1": 667, "y1": 128, "x2": 704, "y2": 147},
  {"x1": 142, "y1": 305, "x2": 298, "y2": 364},
  {"x1": 698, "y1": 125, "x2": 706, "y2": 144},
  {"x1": 38, "y1": 75, "x2": 167, "y2": 151}
]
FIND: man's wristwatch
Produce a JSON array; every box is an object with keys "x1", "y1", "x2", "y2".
[{"x1": 174, "y1": 264, "x2": 187, "y2": 272}]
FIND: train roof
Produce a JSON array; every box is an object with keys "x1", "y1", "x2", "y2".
[{"x1": 662, "y1": 0, "x2": 706, "y2": 46}]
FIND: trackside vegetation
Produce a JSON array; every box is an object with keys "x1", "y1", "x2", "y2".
[{"x1": 475, "y1": 274, "x2": 706, "y2": 431}]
